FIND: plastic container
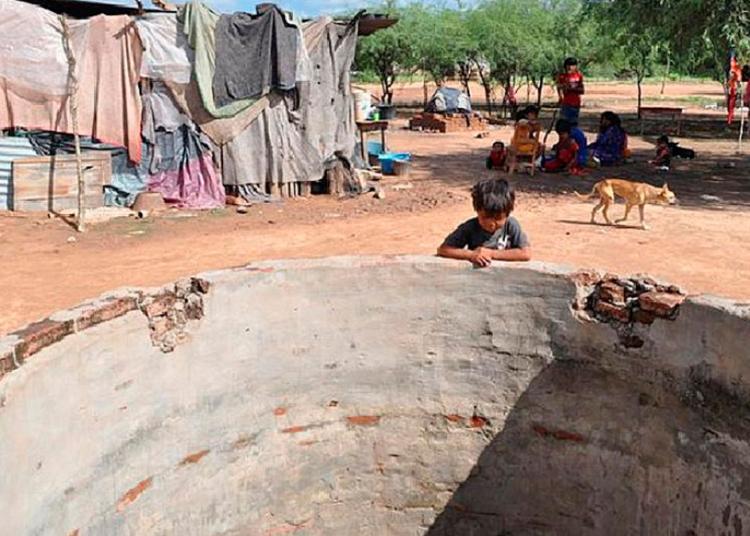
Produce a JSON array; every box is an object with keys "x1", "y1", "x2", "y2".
[
  {"x1": 378, "y1": 152, "x2": 411, "y2": 175},
  {"x1": 353, "y1": 90, "x2": 372, "y2": 122},
  {"x1": 377, "y1": 104, "x2": 396, "y2": 120},
  {"x1": 392, "y1": 159, "x2": 411, "y2": 177}
]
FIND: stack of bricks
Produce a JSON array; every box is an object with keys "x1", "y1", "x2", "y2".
[
  {"x1": 585, "y1": 274, "x2": 686, "y2": 325},
  {"x1": 409, "y1": 112, "x2": 488, "y2": 133}
]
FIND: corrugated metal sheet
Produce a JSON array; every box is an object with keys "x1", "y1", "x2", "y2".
[{"x1": 0, "y1": 137, "x2": 37, "y2": 210}]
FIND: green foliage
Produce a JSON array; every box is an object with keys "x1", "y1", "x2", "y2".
[{"x1": 354, "y1": 0, "x2": 750, "y2": 108}]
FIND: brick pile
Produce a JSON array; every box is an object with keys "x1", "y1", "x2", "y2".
[{"x1": 409, "y1": 112, "x2": 488, "y2": 133}]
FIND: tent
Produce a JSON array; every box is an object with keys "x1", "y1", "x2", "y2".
[
  {"x1": 0, "y1": 0, "x2": 381, "y2": 210},
  {"x1": 425, "y1": 87, "x2": 472, "y2": 115}
]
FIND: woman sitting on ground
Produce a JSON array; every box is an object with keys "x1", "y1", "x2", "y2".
[{"x1": 588, "y1": 111, "x2": 628, "y2": 166}]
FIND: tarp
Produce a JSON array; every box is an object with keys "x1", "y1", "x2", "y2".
[
  {"x1": 0, "y1": 0, "x2": 80, "y2": 97},
  {"x1": 142, "y1": 82, "x2": 225, "y2": 209},
  {"x1": 219, "y1": 19, "x2": 358, "y2": 188},
  {"x1": 426, "y1": 87, "x2": 472, "y2": 114},
  {"x1": 137, "y1": 13, "x2": 193, "y2": 85},
  {"x1": 0, "y1": 2, "x2": 143, "y2": 162}
]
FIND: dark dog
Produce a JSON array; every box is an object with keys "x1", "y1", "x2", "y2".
[{"x1": 668, "y1": 142, "x2": 696, "y2": 160}]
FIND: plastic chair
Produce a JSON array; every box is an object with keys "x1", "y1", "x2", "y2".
[{"x1": 507, "y1": 120, "x2": 542, "y2": 175}]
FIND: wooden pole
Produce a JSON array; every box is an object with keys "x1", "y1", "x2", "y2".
[
  {"x1": 60, "y1": 15, "x2": 85, "y2": 232},
  {"x1": 739, "y1": 83, "x2": 745, "y2": 153}
]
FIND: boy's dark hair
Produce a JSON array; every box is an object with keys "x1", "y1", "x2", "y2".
[
  {"x1": 472, "y1": 178, "x2": 515, "y2": 217},
  {"x1": 492, "y1": 140, "x2": 505, "y2": 148},
  {"x1": 563, "y1": 57, "x2": 578, "y2": 67},
  {"x1": 555, "y1": 118, "x2": 572, "y2": 134},
  {"x1": 657, "y1": 134, "x2": 670, "y2": 145}
]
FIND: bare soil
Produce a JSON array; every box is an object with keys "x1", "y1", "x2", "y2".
[{"x1": 1, "y1": 81, "x2": 749, "y2": 336}]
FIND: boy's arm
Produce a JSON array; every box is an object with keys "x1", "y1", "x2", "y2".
[
  {"x1": 489, "y1": 247, "x2": 532, "y2": 262},
  {"x1": 437, "y1": 245, "x2": 493, "y2": 267}
]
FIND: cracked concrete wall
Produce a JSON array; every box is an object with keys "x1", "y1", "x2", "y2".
[{"x1": 0, "y1": 257, "x2": 749, "y2": 536}]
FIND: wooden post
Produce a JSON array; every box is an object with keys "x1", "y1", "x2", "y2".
[
  {"x1": 739, "y1": 84, "x2": 746, "y2": 153},
  {"x1": 60, "y1": 15, "x2": 85, "y2": 232}
]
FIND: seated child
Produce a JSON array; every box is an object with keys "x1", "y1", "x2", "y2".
[
  {"x1": 486, "y1": 141, "x2": 508, "y2": 170},
  {"x1": 510, "y1": 119, "x2": 540, "y2": 155},
  {"x1": 589, "y1": 111, "x2": 627, "y2": 166},
  {"x1": 651, "y1": 135, "x2": 671, "y2": 170},
  {"x1": 437, "y1": 177, "x2": 531, "y2": 268},
  {"x1": 541, "y1": 119, "x2": 579, "y2": 173}
]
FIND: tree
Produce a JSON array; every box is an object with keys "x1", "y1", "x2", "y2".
[{"x1": 355, "y1": 8, "x2": 416, "y2": 104}]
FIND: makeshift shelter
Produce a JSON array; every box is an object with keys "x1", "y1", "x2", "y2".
[{"x1": 0, "y1": 0, "x2": 386, "y2": 211}]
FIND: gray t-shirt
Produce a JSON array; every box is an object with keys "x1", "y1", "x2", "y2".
[{"x1": 442, "y1": 216, "x2": 530, "y2": 250}]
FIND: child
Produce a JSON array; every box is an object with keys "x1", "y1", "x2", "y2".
[
  {"x1": 556, "y1": 57, "x2": 585, "y2": 124},
  {"x1": 589, "y1": 111, "x2": 628, "y2": 166},
  {"x1": 541, "y1": 119, "x2": 579, "y2": 173},
  {"x1": 437, "y1": 178, "x2": 531, "y2": 268},
  {"x1": 651, "y1": 135, "x2": 671, "y2": 170},
  {"x1": 486, "y1": 141, "x2": 507, "y2": 170}
]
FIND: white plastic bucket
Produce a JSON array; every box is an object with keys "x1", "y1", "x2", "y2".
[{"x1": 353, "y1": 89, "x2": 372, "y2": 122}]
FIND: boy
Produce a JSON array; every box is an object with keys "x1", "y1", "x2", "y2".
[
  {"x1": 651, "y1": 135, "x2": 671, "y2": 170},
  {"x1": 486, "y1": 141, "x2": 507, "y2": 170},
  {"x1": 556, "y1": 57, "x2": 585, "y2": 125},
  {"x1": 437, "y1": 178, "x2": 531, "y2": 268},
  {"x1": 541, "y1": 119, "x2": 579, "y2": 173}
]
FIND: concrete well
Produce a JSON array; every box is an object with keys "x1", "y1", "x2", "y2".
[{"x1": 1, "y1": 256, "x2": 749, "y2": 536}]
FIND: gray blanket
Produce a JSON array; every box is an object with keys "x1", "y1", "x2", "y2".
[{"x1": 212, "y1": 6, "x2": 300, "y2": 107}]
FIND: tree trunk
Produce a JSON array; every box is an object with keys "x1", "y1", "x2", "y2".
[
  {"x1": 473, "y1": 59, "x2": 492, "y2": 114},
  {"x1": 637, "y1": 73, "x2": 643, "y2": 119},
  {"x1": 535, "y1": 75, "x2": 544, "y2": 107},
  {"x1": 459, "y1": 63, "x2": 472, "y2": 98},
  {"x1": 660, "y1": 53, "x2": 670, "y2": 95},
  {"x1": 526, "y1": 75, "x2": 531, "y2": 104}
]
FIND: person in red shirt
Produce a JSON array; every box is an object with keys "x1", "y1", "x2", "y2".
[
  {"x1": 541, "y1": 119, "x2": 579, "y2": 173},
  {"x1": 556, "y1": 57, "x2": 585, "y2": 125},
  {"x1": 486, "y1": 141, "x2": 508, "y2": 170}
]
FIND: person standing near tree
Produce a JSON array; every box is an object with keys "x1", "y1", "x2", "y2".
[{"x1": 556, "y1": 57, "x2": 585, "y2": 124}]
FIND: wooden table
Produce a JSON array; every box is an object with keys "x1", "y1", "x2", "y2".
[
  {"x1": 639, "y1": 107, "x2": 683, "y2": 136},
  {"x1": 356, "y1": 120, "x2": 389, "y2": 160}
]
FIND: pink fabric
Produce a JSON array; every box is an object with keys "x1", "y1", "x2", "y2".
[
  {"x1": 148, "y1": 153, "x2": 226, "y2": 209},
  {"x1": 0, "y1": 15, "x2": 143, "y2": 162}
]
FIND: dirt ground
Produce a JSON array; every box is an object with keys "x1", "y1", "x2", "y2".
[{"x1": 1, "y1": 81, "x2": 749, "y2": 336}]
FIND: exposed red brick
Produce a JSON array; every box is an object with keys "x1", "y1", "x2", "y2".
[
  {"x1": 142, "y1": 292, "x2": 176, "y2": 318},
  {"x1": 533, "y1": 424, "x2": 586, "y2": 443},
  {"x1": 13, "y1": 319, "x2": 75, "y2": 361},
  {"x1": 282, "y1": 425, "x2": 310, "y2": 434},
  {"x1": 190, "y1": 277, "x2": 211, "y2": 294},
  {"x1": 444, "y1": 414, "x2": 464, "y2": 423},
  {"x1": 77, "y1": 297, "x2": 138, "y2": 331},
  {"x1": 593, "y1": 300, "x2": 631, "y2": 323},
  {"x1": 639, "y1": 291, "x2": 685, "y2": 317},
  {"x1": 552, "y1": 430, "x2": 586, "y2": 443},
  {"x1": 179, "y1": 449, "x2": 210, "y2": 466},
  {"x1": 346, "y1": 415, "x2": 381, "y2": 427},
  {"x1": 598, "y1": 282, "x2": 626, "y2": 305},
  {"x1": 570, "y1": 270, "x2": 601, "y2": 287},
  {"x1": 633, "y1": 309, "x2": 657, "y2": 325},
  {"x1": 469, "y1": 415, "x2": 489, "y2": 428},
  {"x1": 0, "y1": 350, "x2": 15, "y2": 379},
  {"x1": 116, "y1": 477, "x2": 152, "y2": 513},
  {"x1": 273, "y1": 407, "x2": 287, "y2": 417}
]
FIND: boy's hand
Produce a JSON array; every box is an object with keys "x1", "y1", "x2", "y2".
[{"x1": 470, "y1": 247, "x2": 494, "y2": 268}]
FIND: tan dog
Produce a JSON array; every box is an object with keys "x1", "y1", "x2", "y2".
[{"x1": 575, "y1": 179, "x2": 677, "y2": 230}]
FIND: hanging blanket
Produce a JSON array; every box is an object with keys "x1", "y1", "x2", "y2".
[{"x1": 212, "y1": 6, "x2": 300, "y2": 107}]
